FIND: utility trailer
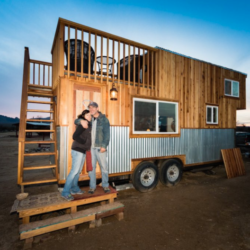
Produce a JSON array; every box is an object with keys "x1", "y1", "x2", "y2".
[{"x1": 18, "y1": 18, "x2": 247, "y2": 192}]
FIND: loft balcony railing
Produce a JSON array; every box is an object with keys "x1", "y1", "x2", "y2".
[
  {"x1": 51, "y1": 18, "x2": 157, "y2": 89},
  {"x1": 21, "y1": 48, "x2": 52, "y2": 88},
  {"x1": 29, "y1": 59, "x2": 52, "y2": 87}
]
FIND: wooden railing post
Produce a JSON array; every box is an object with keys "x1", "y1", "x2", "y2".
[
  {"x1": 58, "y1": 23, "x2": 65, "y2": 79},
  {"x1": 19, "y1": 47, "x2": 30, "y2": 140},
  {"x1": 18, "y1": 47, "x2": 30, "y2": 184}
]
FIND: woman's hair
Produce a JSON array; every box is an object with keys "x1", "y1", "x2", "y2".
[{"x1": 77, "y1": 109, "x2": 90, "y2": 120}]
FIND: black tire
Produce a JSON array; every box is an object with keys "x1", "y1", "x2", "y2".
[
  {"x1": 160, "y1": 159, "x2": 183, "y2": 187},
  {"x1": 132, "y1": 161, "x2": 159, "y2": 192}
]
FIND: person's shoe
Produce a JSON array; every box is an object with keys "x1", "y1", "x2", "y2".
[
  {"x1": 71, "y1": 190, "x2": 85, "y2": 195},
  {"x1": 103, "y1": 187, "x2": 110, "y2": 193},
  {"x1": 61, "y1": 194, "x2": 74, "y2": 201},
  {"x1": 88, "y1": 188, "x2": 95, "y2": 194}
]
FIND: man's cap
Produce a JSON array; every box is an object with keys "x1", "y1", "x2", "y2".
[{"x1": 88, "y1": 102, "x2": 98, "y2": 108}]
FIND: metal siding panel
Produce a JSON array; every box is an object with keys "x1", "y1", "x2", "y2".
[
  {"x1": 57, "y1": 126, "x2": 68, "y2": 181},
  {"x1": 108, "y1": 127, "x2": 131, "y2": 174},
  {"x1": 57, "y1": 127, "x2": 235, "y2": 178},
  {"x1": 130, "y1": 129, "x2": 234, "y2": 165}
]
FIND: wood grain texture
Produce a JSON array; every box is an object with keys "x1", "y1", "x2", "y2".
[{"x1": 221, "y1": 148, "x2": 245, "y2": 179}]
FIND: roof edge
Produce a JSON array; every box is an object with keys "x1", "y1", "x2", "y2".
[{"x1": 156, "y1": 46, "x2": 247, "y2": 77}]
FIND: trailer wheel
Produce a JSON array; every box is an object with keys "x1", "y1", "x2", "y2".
[
  {"x1": 132, "y1": 161, "x2": 159, "y2": 192},
  {"x1": 160, "y1": 159, "x2": 183, "y2": 187}
]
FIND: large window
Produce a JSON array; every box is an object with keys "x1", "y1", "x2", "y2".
[
  {"x1": 225, "y1": 79, "x2": 239, "y2": 97},
  {"x1": 133, "y1": 98, "x2": 178, "y2": 134},
  {"x1": 206, "y1": 105, "x2": 218, "y2": 124}
]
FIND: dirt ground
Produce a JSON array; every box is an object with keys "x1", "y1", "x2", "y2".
[{"x1": 1, "y1": 132, "x2": 250, "y2": 250}]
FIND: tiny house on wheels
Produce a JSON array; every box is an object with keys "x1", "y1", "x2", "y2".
[{"x1": 18, "y1": 18, "x2": 247, "y2": 192}]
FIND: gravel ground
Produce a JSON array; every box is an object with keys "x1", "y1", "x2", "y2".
[{"x1": 1, "y1": 132, "x2": 250, "y2": 250}]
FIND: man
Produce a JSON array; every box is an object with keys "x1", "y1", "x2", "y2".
[{"x1": 75, "y1": 102, "x2": 110, "y2": 194}]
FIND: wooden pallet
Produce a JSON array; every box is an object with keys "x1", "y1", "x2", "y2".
[
  {"x1": 221, "y1": 148, "x2": 246, "y2": 179},
  {"x1": 16, "y1": 186, "x2": 117, "y2": 224},
  {"x1": 15, "y1": 186, "x2": 124, "y2": 245},
  {"x1": 19, "y1": 201, "x2": 124, "y2": 240}
]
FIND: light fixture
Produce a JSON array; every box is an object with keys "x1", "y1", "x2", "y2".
[{"x1": 110, "y1": 83, "x2": 118, "y2": 101}]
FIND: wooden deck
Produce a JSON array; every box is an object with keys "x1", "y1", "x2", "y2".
[
  {"x1": 16, "y1": 185, "x2": 117, "y2": 224},
  {"x1": 14, "y1": 185, "x2": 124, "y2": 243}
]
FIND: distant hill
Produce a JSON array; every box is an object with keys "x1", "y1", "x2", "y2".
[
  {"x1": 0, "y1": 115, "x2": 52, "y2": 124},
  {"x1": 0, "y1": 115, "x2": 19, "y2": 124}
]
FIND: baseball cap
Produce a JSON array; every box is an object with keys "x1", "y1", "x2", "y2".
[{"x1": 88, "y1": 102, "x2": 98, "y2": 108}]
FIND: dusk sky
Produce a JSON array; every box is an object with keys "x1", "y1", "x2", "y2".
[{"x1": 0, "y1": 0, "x2": 249, "y2": 124}]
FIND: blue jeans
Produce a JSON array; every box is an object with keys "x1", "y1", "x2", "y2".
[
  {"x1": 88, "y1": 148, "x2": 109, "y2": 189},
  {"x1": 62, "y1": 150, "x2": 86, "y2": 196}
]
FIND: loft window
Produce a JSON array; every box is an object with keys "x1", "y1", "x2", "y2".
[
  {"x1": 225, "y1": 79, "x2": 239, "y2": 97},
  {"x1": 133, "y1": 98, "x2": 178, "y2": 134},
  {"x1": 206, "y1": 105, "x2": 218, "y2": 124}
]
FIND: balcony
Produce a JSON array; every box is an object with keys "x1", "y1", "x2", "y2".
[{"x1": 51, "y1": 18, "x2": 157, "y2": 89}]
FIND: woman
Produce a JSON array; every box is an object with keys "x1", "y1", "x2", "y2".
[{"x1": 61, "y1": 110, "x2": 92, "y2": 201}]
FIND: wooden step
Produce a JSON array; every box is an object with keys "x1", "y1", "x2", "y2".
[
  {"x1": 24, "y1": 141, "x2": 55, "y2": 144},
  {"x1": 24, "y1": 152, "x2": 56, "y2": 157},
  {"x1": 19, "y1": 202, "x2": 124, "y2": 240},
  {"x1": 28, "y1": 84, "x2": 52, "y2": 90},
  {"x1": 25, "y1": 130, "x2": 55, "y2": 132},
  {"x1": 26, "y1": 109, "x2": 54, "y2": 113},
  {"x1": 28, "y1": 92, "x2": 53, "y2": 97},
  {"x1": 23, "y1": 165, "x2": 57, "y2": 170},
  {"x1": 26, "y1": 119, "x2": 54, "y2": 122},
  {"x1": 19, "y1": 208, "x2": 96, "y2": 240},
  {"x1": 27, "y1": 100, "x2": 54, "y2": 104},
  {"x1": 20, "y1": 178, "x2": 58, "y2": 186}
]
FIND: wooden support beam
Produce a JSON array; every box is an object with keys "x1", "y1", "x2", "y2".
[
  {"x1": 106, "y1": 37, "x2": 109, "y2": 84},
  {"x1": 20, "y1": 178, "x2": 58, "y2": 186},
  {"x1": 27, "y1": 100, "x2": 54, "y2": 104},
  {"x1": 89, "y1": 220, "x2": 95, "y2": 229},
  {"x1": 26, "y1": 109, "x2": 54, "y2": 113},
  {"x1": 23, "y1": 165, "x2": 57, "y2": 171},
  {"x1": 24, "y1": 152, "x2": 56, "y2": 157},
  {"x1": 24, "y1": 141, "x2": 55, "y2": 144},
  {"x1": 81, "y1": 30, "x2": 84, "y2": 79},
  {"x1": 115, "y1": 212, "x2": 124, "y2": 221},
  {"x1": 26, "y1": 119, "x2": 54, "y2": 122},
  {"x1": 88, "y1": 32, "x2": 91, "y2": 79}
]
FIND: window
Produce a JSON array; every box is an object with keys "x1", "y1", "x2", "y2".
[
  {"x1": 206, "y1": 105, "x2": 218, "y2": 124},
  {"x1": 225, "y1": 79, "x2": 239, "y2": 97},
  {"x1": 133, "y1": 98, "x2": 178, "y2": 134}
]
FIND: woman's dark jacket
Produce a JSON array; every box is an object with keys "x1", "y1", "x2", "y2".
[{"x1": 71, "y1": 122, "x2": 91, "y2": 154}]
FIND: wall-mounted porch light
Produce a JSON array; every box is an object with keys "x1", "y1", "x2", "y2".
[{"x1": 110, "y1": 83, "x2": 118, "y2": 101}]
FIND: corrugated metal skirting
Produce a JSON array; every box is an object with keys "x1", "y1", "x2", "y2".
[
  {"x1": 130, "y1": 129, "x2": 234, "y2": 164},
  {"x1": 57, "y1": 126, "x2": 68, "y2": 180},
  {"x1": 110, "y1": 127, "x2": 234, "y2": 173},
  {"x1": 58, "y1": 126, "x2": 234, "y2": 179}
]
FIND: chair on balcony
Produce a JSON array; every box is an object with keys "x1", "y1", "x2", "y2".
[
  {"x1": 64, "y1": 39, "x2": 95, "y2": 74},
  {"x1": 118, "y1": 55, "x2": 143, "y2": 83}
]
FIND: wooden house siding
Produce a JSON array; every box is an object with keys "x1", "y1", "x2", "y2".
[
  {"x1": 56, "y1": 49, "x2": 246, "y2": 132},
  {"x1": 156, "y1": 50, "x2": 246, "y2": 129}
]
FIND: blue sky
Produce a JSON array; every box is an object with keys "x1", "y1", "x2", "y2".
[{"x1": 0, "y1": 0, "x2": 249, "y2": 124}]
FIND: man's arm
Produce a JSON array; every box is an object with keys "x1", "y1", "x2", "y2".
[
  {"x1": 74, "y1": 118, "x2": 88, "y2": 128},
  {"x1": 74, "y1": 118, "x2": 82, "y2": 125}
]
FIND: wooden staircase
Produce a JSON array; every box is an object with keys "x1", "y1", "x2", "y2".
[{"x1": 18, "y1": 47, "x2": 58, "y2": 188}]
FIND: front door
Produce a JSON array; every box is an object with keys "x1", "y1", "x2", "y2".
[{"x1": 73, "y1": 84, "x2": 102, "y2": 178}]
